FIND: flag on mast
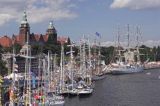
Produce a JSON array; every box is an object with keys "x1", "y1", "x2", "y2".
[{"x1": 95, "y1": 32, "x2": 101, "y2": 38}]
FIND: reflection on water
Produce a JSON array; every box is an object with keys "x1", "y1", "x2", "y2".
[{"x1": 65, "y1": 69, "x2": 160, "y2": 106}]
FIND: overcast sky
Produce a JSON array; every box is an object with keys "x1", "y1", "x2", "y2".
[{"x1": 0, "y1": 0, "x2": 160, "y2": 46}]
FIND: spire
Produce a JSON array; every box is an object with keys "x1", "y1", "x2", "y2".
[
  {"x1": 48, "y1": 21, "x2": 54, "y2": 29},
  {"x1": 21, "y1": 11, "x2": 28, "y2": 24}
]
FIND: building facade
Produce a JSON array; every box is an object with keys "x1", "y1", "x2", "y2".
[{"x1": 0, "y1": 11, "x2": 58, "y2": 47}]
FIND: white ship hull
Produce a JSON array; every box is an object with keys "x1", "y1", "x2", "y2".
[
  {"x1": 110, "y1": 65, "x2": 144, "y2": 75},
  {"x1": 77, "y1": 88, "x2": 93, "y2": 95}
]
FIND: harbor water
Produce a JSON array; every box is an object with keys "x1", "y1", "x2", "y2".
[{"x1": 65, "y1": 69, "x2": 160, "y2": 106}]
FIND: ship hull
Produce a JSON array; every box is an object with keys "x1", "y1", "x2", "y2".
[{"x1": 110, "y1": 66, "x2": 144, "y2": 75}]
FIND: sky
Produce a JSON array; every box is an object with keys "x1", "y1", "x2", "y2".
[{"x1": 0, "y1": 0, "x2": 160, "y2": 47}]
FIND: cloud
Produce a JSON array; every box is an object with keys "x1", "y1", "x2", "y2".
[
  {"x1": 110, "y1": 0, "x2": 160, "y2": 10},
  {"x1": 143, "y1": 40, "x2": 160, "y2": 47},
  {"x1": 101, "y1": 40, "x2": 160, "y2": 47},
  {"x1": 0, "y1": 14, "x2": 15, "y2": 25},
  {"x1": 0, "y1": 0, "x2": 78, "y2": 26},
  {"x1": 101, "y1": 41, "x2": 115, "y2": 47}
]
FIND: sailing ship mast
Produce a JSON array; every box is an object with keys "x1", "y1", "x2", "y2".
[
  {"x1": 9, "y1": 45, "x2": 16, "y2": 105},
  {"x1": 87, "y1": 37, "x2": 92, "y2": 76},
  {"x1": 47, "y1": 51, "x2": 51, "y2": 92},
  {"x1": 27, "y1": 30, "x2": 32, "y2": 106},
  {"x1": 67, "y1": 43, "x2": 75, "y2": 90},
  {"x1": 37, "y1": 54, "x2": 42, "y2": 103},
  {"x1": 127, "y1": 24, "x2": 130, "y2": 49},
  {"x1": 79, "y1": 40, "x2": 83, "y2": 76},
  {"x1": 136, "y1": 26, "x2": 141, "y2": 62},
  {"x1": 87, "y1": 37, "x2": 92, "y2": 85},
  {"x1": 117, "y1": 26, "x2": 122, "y2": 63},
  {"x1": 97, "y1": 34, "x2": 101, "y2": 75},
  {"x1": 53, "y1": 53, "x2": 57, "y2": 85},
  {"x1": 82, "y1": 36, "x2": 87, "y2": 79},
  {"x1": 59, "y1": 38, "x2": 65, "y2": 93},
  {"x1": 22, "y1": 29, "x2": 32, "y2": 105}
]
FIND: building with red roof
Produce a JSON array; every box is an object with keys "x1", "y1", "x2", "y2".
[
  {"x1": 0, "y1": 36, "x2": 12, "y2": 47},
  {"x1": 0, "y1": 12, "x2": 69, "y2": 48}
]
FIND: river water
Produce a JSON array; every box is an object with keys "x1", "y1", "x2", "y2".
[{"x1": 65, "y1": 69, "x2": 160, "y2": 106}]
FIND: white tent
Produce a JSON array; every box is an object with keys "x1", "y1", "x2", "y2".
[{"x1": 4, "y1": 73, "x2": 24, "y2": 81}]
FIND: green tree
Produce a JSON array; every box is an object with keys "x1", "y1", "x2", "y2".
[
  {"x1": 43, "y1": 43, "x2": 61, "y2": 55},
  {"x1": 156, "y1": 46, "x2": 160, "y2": 61},
  {"x1": 0, "y1": 61, "x2": 8, "y2": 76},
  {"x1": 0, "y1": 45, "x2": 8, "y2": 76},
  {"x1": 100, "y1": 46, "x2": 114, "y2": 64},
  {"x1": 12, "y1": 43, "x2": 22, "y2": 54},
  {"x1": 0, "y1": 75, "x2": 3, "y2": 106},
  {"x1": 31, "y1": 44, "x2": 43, "y2": 55},
  {"x1": 139, "y1": 45, "x2": 152, "y2": 62}
]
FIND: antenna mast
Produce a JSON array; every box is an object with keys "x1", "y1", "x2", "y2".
[{"x1": 127, "y1": 24, "x2": 130, "y2": 48}]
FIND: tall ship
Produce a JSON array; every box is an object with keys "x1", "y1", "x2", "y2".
[
  {"x1": 108, "y1": 25, "x2": 144, "y2": 74},
  {"x1": 109, "y1": 49, "x2": 144, "y2": 74}
]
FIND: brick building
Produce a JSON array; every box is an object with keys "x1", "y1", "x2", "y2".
[{"x1": 0, "y1": 11, "x2": 58, "y2": 47}]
